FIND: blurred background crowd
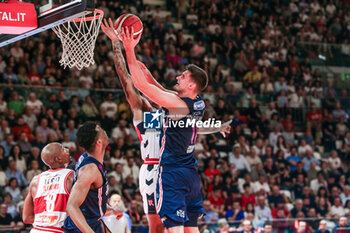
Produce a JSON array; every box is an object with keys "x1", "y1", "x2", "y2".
[{"x1": 1, "y1": 0, "x2": 350, "y2": 232}]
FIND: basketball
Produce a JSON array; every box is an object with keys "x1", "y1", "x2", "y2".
[{"x1": 114, "y1": 13, "x2": 143, "y2": 39}]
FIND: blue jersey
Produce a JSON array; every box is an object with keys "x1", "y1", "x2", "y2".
[
  {"x1": 63, "y1": 156, "x2": 108, "y2": 231},
  {"x1": 159, "y1": 95, "x2": 205, "y2": 168}
]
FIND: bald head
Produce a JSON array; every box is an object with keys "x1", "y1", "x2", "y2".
[{"x1": 41, "y1": 143, "x2": 70, "y2": 169}]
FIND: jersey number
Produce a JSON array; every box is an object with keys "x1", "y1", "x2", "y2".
[{"x1": 44, "y1": 193, "x2": 57, "y2": 212}]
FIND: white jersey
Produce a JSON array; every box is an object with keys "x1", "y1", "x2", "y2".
[
  {"x1": 134, "y1": 120, "x2": 161, "y2": 214},
  {"x1": 133, "y1": 120, "x2": 161, "y2": 160},
  {"x1": 32, "y1": 168, "x2": 73, "y2": 233}
]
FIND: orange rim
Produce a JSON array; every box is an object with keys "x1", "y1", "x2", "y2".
[{"x1": 71, "y1": 9, "x2": 104, "y2": 22}]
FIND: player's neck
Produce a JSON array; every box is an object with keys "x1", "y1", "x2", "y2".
[{"x1": 88, "y1": 149, "x2": 104, "y2": 164}]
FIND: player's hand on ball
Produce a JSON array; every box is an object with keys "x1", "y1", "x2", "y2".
[
  {"x1": 119, "y1": 26, "x2": 141, "y2": 50},
  {"x1": 101, "y1": 18, "x2": 119, "y2": 41}
]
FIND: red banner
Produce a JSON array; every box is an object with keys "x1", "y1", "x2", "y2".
[{"x1": 0, "y1": 0, "x2": 37, "y2": 34}]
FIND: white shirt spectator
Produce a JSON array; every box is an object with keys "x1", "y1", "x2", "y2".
[
  {"x1": 310, "y1": 179, "x2": 327, "y2": 193},
  {"x1": 79, "y1": 75, "x2": 94, "y2": 88},
  {"x1": 326, "y1": 3, "x2": 336, "y2": 16},
  {"x1": 111, "y1": 127, "x2": 130, "y2": 141},
  {"x1": 122, "y1": 165, "x2": 140, "y2": 184},
  {"x1": 298, "y1": 144, "x2": 312, "y2": 157},
  {"x1": 269, "y1": 132, "x2": 281, "y2": 147},
  {"x1": 288, "y1": 93, "x2": 304, "y2": 108},
  {"x1": 0, "y1": 171, "x2": 7, "y2": 186},
  {"x1": 26, "y1": 99, "x2": 43, "y2": 116},
  {"x1": 329, "y1": 156, "x2": 342, "y2": 170},
  {"x1": 255, "y1": 205, "x2": 272, "y2": 220},
  {"x1": 100, "y1": 101, "x2": 118, "y2": 119},
  {"x1": 0, "y1": 101, "x2": 6, "y2": 114},
  {"x1": 252, "y1": 181, "x2": 271, "y2": 193},
  {"x1": 331, "y1": 205, "x2": 345, "y2": 217},
  {"x1": 228, "y1": 154, "x2": 251, "y2": 172},
  {"x1": 23, "y1": 113, "x2": 37, "y2": 131},
  {"x1": 340, "y1": 192, "x2": 350, "y2": 206}
]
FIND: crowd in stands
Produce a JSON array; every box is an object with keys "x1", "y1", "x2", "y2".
[{"x1": 1, "y1": 0, "x2": 350, "y2": 232}]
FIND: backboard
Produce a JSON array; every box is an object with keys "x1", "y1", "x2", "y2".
[{"x1": 0, "y1": 0, "x2": 95, "y2": 47}]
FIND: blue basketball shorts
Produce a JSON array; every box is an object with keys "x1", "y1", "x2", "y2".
[{"x1": 156, "y1": 166, "x2": 205, "y2": 228}]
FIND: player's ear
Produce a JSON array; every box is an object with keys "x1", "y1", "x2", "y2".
[{"x1": 188, "y1": 82, "x2": 197, "y2": 91}]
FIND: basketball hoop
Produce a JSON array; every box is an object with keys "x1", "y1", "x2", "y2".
[{"x1": 53, "y1": 9, "x2": 104, "y2": 70}]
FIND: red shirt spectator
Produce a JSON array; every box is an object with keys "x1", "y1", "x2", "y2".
[
  {"x1": 204, "y1": 159, "x2": 220, "y2": 178},
  {"x1": 240, "y1": 183, "x2": 256, "y2": 208},
  {"x1": 272, "y1": 206, "x2": 289, "y2": 219},
  {"x1": 281, "y1": 114, "x2": 295, "y2": 131},
  {"x1": 307, "y1": 110, "x2": 322, "y2": 122},
  {"x1": 11, "y1": 118, "x2": 32, "y2": 141}
]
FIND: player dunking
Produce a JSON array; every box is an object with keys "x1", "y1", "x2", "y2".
[
  {"x1": 63, "y1": 122, "x2": 110, "y2": 233},
  {"x1": 119, "y1": 26, "x2": 209, "y2": 233},
  {"x1": 102, "y1": 19, "x2": 230, "y2": 233},
  {"x1": 23, "y1": 143, "x2": 73, "y2": 233}
]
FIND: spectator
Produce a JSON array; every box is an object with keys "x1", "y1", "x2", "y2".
[
  {"x1": 5, "y1": 160, "x2": 27, "y2": 188},
  {"x1": 0, "y1": 134, "x2": 16, "y2": 157},
  {"x1": 246, "y1": 148, "x2": 262, "y2": 170},
  {"x1": 4, "y1": 178, "x2": 21, "y2": 203},
  {"x1": 26, "y1": 160, "x2": 41, "y2": 183},
  {"x1": 238, "y1": 220, "x2": 254, "y2": 233},
  {"x1": 241, "y1": 183, "x2": 256, "y2": 209},
  {"x1": 332, "y1": 216, "x2": 350, "y2": 233},
  {"x1": 268, "y1": 186, "x2": 285, "y2": 209},
  {"x1": 100, "y1": 93, "x2": 118, "y2": 120},
  {"x1": 64, "y1": 119, "x2": 77, "y2": 142},
  {"x1": 22, "y1": 106, "x2": 37, "y2": 131},
  {"x1": 25, "y1": 93, "x2": 43, "y2": 116},
  {"x1": 81, "y1": 96, "x2": 98, "y2": 119},
  {"x1": 254, "y1": 195, "x2": 272, "y2": 221},
  {"x1": 331, "y1": 197, "x2": 346, "y2": 217},
  {"x1": 35, "y1": 118, "x2": 50, "y2": 143},
  {"x1": 122, "y1": 174, "x2": 137, "y2": 203},
  {"x1": 122, "y1": 157, "x2": 139, "y2": 184},
  {"x1": 315, "y1": 220, "x2": 330, "y2": 233},
  {"x1": 225, "y1": 200, "x2": 244, "y2": 224},
  {"x1": 228, "y1": 144, "x2": 251, "y2": 174},
  {"x1": 203, "y1": 200, "x2": 218, "y2": 223},
  {"x1": 291, "y1": 199, "x2": 307, "y2": 218},
  {"x1": 11, "y1": 117, "x2": 32, "y2": 142},
  {"x1": 252, "y1": 175, "x2": 270, "y2": 194},
  {"x1": 0, "y1": 203, "x2": 15, "y2": 228},
  {"x1": 8, "y1": 145, "x2": 26, "y2": 173},
  {"x1": 61, "y1": 132, "x2": 76, "y2": 152},
  {"x1": 310, "y1": 172, "x2": 328, "y2": 194},
  {"x1": 208, "y1": 186, "x2": 225, "y2": 217}
]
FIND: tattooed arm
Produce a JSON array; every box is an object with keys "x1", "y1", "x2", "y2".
[
  {"x1": 111, "y1": 39, "x2": 143, "y2": 110},
  {"x1": 101, "y1": 19, "x2": 151, "y2": 121}
]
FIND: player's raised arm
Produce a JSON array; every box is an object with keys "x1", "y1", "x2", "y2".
[
  {"x1": 101, "y1": 19, "x2": 143, "y2": 111},
  {"x1": 119, "y1": 27, "x2": 188, "y2": 110},
  {"x1": 66, "y1": 164, "x2": 99, "y2": 233}
]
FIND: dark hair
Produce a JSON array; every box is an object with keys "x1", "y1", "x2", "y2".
[
  {"x1": 243, "y1": 183, "x2": 250, "y2": 189},
  {"x1": 186, "y1": 64, "x2": 208, "y2": 91},
  {"x1": 76, "y1": 121, "x2": 99, "y2": 152},
  {"x1": 10, "y1": 145, "x2": 22, "y2": 159}
]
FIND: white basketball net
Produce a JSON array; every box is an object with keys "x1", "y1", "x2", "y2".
[{"x1": 53, "y1": 9, "x2": 104, "y2": 70}]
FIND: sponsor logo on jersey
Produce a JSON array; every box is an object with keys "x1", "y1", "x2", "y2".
[{"x1": 193, "y1": 100, "x2": 205, "y2": 110}]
